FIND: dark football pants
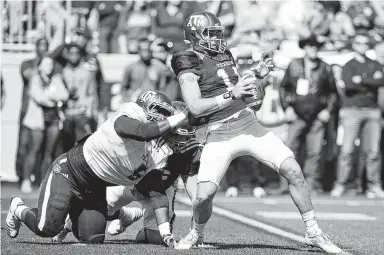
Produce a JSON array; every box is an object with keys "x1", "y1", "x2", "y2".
[{"x1": 23, "y1": 153, "x2": 108, "y2": 243}]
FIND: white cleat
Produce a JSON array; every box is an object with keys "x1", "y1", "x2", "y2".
[
  {"x1": 107, "y1": 207, "x2": 143, "y2": 235},
  {"x1": 52, "y1": 217, "x2": 72, "y2": 243},
  {"x1": 176, "y1": 229, "x2": 204, "y2": 250},
  {"x1": 6, "y1": 197, "x2": 24, "y2": 238},
  {"x1": 225, "y1": 186, "x2": 239, "y2": 198},
  {"x1": 253, "y1": 187, "x2": 267, "y2": 198},
  {"x1": 305, "y1": 229, "x2": 342, "y2": 254},
  {"x1": 163, "y1": 234, "x2": 177, "y2": 248}
]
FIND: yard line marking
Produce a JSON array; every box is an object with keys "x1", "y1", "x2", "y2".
[
  {"x1": 255, "y1": 211, "x2": 376, "y2": 221},
  {"x1": 211, "y1": 197, "x2": 384, "y2": 206},
  {"x1": 176, "y1": 196, "x2": 306, "y2": 244}
]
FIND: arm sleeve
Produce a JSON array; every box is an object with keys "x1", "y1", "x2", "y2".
[
  {"x1": 171, "y1": 51, "x2": 203, "y2": 80},
  {"x1": 114, "y1": 115, "x2": 171, "y2": 142}
]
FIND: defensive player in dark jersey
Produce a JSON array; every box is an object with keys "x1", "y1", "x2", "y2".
[
  {"x1": 171, "y1": 12, "x2": 342, "y2": 254},
  {"x1": 6, "y1": 91, "x2": 188, "y2": 248}
]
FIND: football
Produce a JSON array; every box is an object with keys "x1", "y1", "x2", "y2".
[{"x1": 242, "y1": 72, "x2": 265, "y2": 111}]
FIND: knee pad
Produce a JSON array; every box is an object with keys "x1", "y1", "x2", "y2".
[{"x1": 73, "y1": 209, "x2": 107, "y2": 244}]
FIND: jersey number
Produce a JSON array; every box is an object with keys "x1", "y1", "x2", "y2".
[{"x1": 217, "y1": 67, "x2": 239, "y2": 88}]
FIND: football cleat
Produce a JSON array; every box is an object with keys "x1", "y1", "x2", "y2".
[
  {"x1": 107, "y1": 207, "x2": 143, "y2": 235},
  {"x1": 163, "y1": 234, "x2": 177, "y2": 248},
  {"x1": 366, "y1": 185, "x2": 384, "y2": 199},
  {"x1": 305, "y1": 229, "x2": 342, "y2": 254},
  {"x1": 253, "y1": 187, "x2": 267, "y2": 198},
  {"x1": 6, "y1": 197, "x2": 24, "y2": 238},
  {"x1": 225, "y1": 186, "x2": 239, "y2": 198},
  {"x1": 330, "y1": 184, "x2": 345, "y2": 198},
  {"x1": 52, "y1": 217, "x2": 72, "y2": 243},
  {"x1": 176, "y1": 229, "x2": 204, "y2": 250}
]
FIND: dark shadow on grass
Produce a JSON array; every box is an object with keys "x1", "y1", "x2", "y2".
[
  {"x1": 201, "y1": 242, "x2": 324, "y2": 253},
  {"x1": 17, "y1": 240, "x2": 139, "y2": 245}
]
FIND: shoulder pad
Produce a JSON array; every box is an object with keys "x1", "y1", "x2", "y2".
[
  {"x1": 171, "y1": 50, "x2": 203, "y2": 79},
  {"x1": 118, "y1": 102, "x2": 147, "y2": 122}
]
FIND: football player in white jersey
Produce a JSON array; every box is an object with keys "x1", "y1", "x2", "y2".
[
  {"x1": 6, "y1": 91, "x2": 187, "y2": 248},
  {"x1": 172, "y1": 11, "x2": 342, "y2": 254},
  {"x1": 51, "y1": 101, "x2": 201, "y2": 246}
]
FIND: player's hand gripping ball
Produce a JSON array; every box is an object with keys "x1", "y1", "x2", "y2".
[{"x1": 241, "y1": 71, "x2": 265, "y2": 111}]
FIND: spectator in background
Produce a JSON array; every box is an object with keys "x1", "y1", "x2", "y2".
[
  {"x1": 279, "y1": 35, "x2": 338, "y2": 196},
  {"x1": 120, "y1": 38, "x2": 166, "y2": 102},
  {"x1": 16, "y1": 38, "x2": 48, "y2": 186},
  {"x1": 331, "y1": 32, "x2": 384, "y2": 198},
  {"x1": 60, "y1": 43, "x2": 98, "y2": 153},
  {"x1": 1, "y1": 73, "x2": 4, "y2": 110},
  {"x1": 375, "y1": 42, "x2": 384, "y2": 185},
  {"x1": 96, "y1": 1, "x2": 124, "y2": 53},
  {"x1": 21, "y1": 58, "x2": 69, "y2": 193},
  {"x1": 321, "y1": 1, "x2": 356, "y2": 51},
  {"x1": 346, "y1": 1, "x2": 376, "y2": 31},
  {"x1": 151, "y1": 38, "x2": 182, "y2": 101},
  {"x1": 151, "y1": 1, "x2": 195, "y2": 51},
  {"x1": 45, "y1": 27, "x2": 109, "y2": 127},
  {"x1": 117, "y1": 1, "x2": 152, "y2": 54}
]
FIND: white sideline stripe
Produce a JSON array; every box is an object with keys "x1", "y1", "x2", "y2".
[
  {"x1": 212, "y1": 197, "x2": 384, "y2": 206},
  {"x1": 38, "y1": 171, "x2": 54, "y2": 231},
  {"x1": 255, "y1": 211, "x2": 376, "y2": 221},
  {"x1": 174, "y1": 210, "x2": 192, "y2": 217},
  {"x1": 176, "y1": 196, "x2": 306, "y2": 244}
]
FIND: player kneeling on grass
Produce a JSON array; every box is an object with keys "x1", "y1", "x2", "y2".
[
  {"x1": 6, "y1": 91, "x2": 187, "y2": 248},
  {"x1": 52, "y1": 101, "x2": 201, "y2": 247}
]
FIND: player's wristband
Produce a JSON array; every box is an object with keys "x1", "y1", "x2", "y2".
[
  {"x1": 166, "y1": 112, "x2": 187, "y2": 128},
  {"x1": 216, "y1": 91, "x2": 233, "y2": 109}
]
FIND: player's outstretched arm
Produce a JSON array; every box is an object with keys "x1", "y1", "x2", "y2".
[
  {"x1": 179, "y1": 72, "x2": 255, "y2": 117},
  {"x1": 114, "y1": 112, "x2": 187, "y2": 142}
]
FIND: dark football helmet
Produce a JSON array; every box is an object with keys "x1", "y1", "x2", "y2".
[
  {"x1": 136, "y1": 91, "x2": 174, "y2": 121},
  {"x1": 183, "y1": 11, "x2": 227, "y2": 53},
  {"x1": 165, "y1": 101, "x2": 196, "y2": 150}
]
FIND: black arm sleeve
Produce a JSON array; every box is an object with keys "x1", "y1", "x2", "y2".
[{"x1": 114, "y1": 115, "x2": 171, "y2": 142}]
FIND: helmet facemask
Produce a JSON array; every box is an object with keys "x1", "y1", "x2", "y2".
[
  {"x1": 166, "y1": 125, "x2": 196, "y2": 151},
  {"x1": 146, "y1": 102, "x2": 174, "y2": 121},
  {"x1": 198, "y1": 26, "x2": 227, "y2": 53}
]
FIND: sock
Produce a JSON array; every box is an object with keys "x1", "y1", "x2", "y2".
[
  {"x1": 194, "y1": 222, "x2": 205, "y2": 237},
  {"x1": 301, "y1": 210, "x2": 320, "y2": 234},
  {"x1": 15, "y1": 205, "x2": 29, "y2": 221},
  {"x1": 158, "y1": 222, "x2": 171, "y2": 237}
]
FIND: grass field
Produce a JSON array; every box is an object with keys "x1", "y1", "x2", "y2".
[{"x1": 2, "y1": 183, "x2": 384, "y2": 255}]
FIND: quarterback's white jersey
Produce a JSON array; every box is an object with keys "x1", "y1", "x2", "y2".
[{"x1": 83, "y1": 102, "x2": 173, "y2": 186}]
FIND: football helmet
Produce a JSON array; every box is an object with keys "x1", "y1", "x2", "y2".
[
  {"x1": 165, "y1": 101, "x2": 196, "y2": 150},
  {"x1": 183, "y1": 11, "x2": 227, "y2": 53},
  {"x1": 136, "y1": 91, "x2": 174, "y2": 121}
]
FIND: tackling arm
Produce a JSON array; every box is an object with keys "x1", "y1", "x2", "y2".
[{"x1": 114, "y1": 112, "x2": 187, "y2": 142}]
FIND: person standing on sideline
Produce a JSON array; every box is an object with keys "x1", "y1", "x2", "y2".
[{"x1": 278, "y1": 34, "x2": 338, "y2": 196}]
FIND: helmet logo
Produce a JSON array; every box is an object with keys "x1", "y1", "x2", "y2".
[
  {"x1": 139, "y1": 91, "x2": 157, "y2": 102},
  {"x1": 186, "y1": 15, "x2": 205, "y2": 30}
]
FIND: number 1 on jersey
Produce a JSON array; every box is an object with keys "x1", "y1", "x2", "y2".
[{"x1": 217, "y1": 67, "x2": 239, "y2": 88}]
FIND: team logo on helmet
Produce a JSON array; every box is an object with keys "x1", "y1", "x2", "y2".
[{"x1": 136, "y1": 91, "x2": 174, "y2": 121}]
